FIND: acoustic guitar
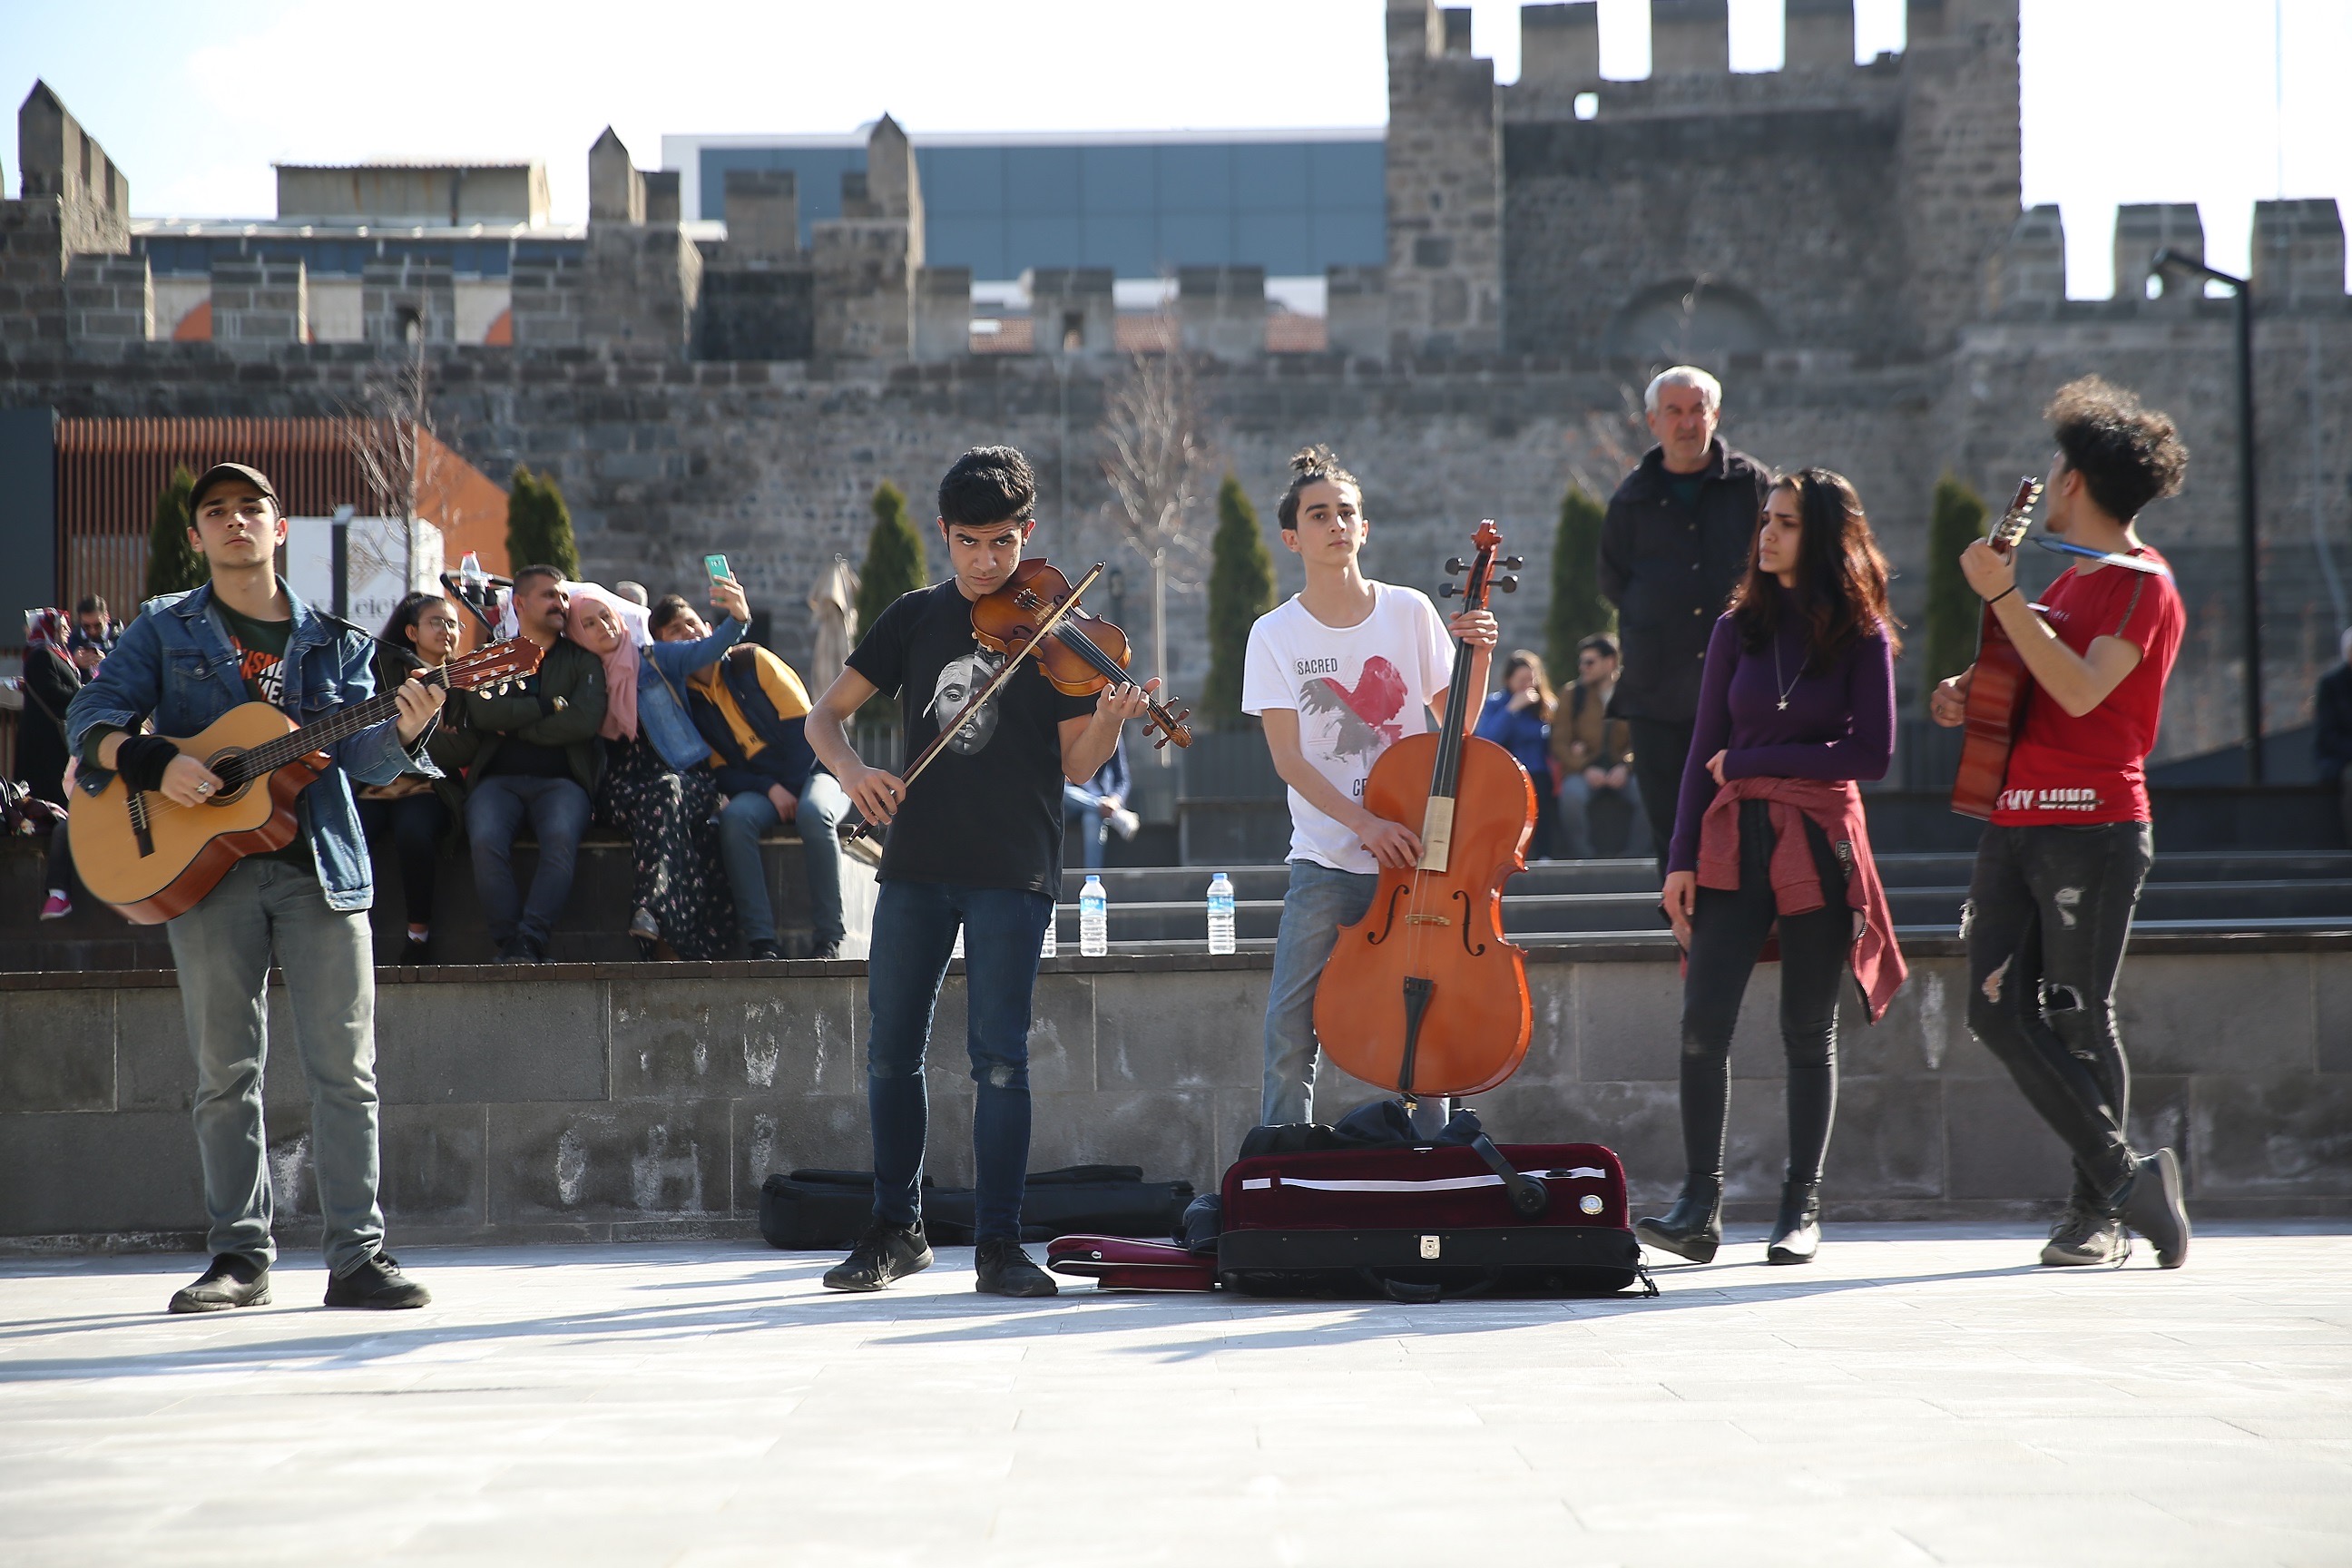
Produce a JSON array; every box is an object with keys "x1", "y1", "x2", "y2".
[
  {"x1": 1949, "y1": 477, "x2": 2046, "y2": 820},
  {"x1": 70, "y1": 637, "x2": 543, "y2": 923}
]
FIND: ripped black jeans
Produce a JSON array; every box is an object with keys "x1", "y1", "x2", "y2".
[{"x1": 1964, "y1": 821, "x2": 2155, "y2": 1206}]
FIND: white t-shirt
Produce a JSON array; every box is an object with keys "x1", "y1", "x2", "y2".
[{"x1": 1241, "y1": 583, "x2": 1455, "y2": 874}]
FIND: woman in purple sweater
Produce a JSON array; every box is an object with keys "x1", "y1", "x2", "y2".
[{"x1": 1635, "y1": 468, "x2": 1900, "y2": 1267}]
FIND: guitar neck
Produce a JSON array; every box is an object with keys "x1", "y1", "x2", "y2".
[{"x1": 234, "y1": 664, "x2": 447, "y2": 778}]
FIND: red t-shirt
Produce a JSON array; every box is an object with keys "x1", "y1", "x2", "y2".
[{"x1": 1992, "y1": 547, "x2": 2183, "y2": 826}]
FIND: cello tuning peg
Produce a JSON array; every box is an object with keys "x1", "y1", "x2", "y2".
[
  {"x1": 1446, "y1": 557, "x2": 1466, "y2": 574},
  {"x1": 1437, "y1": 581, "x2": 1460, "y2": 598},
  {"x1": 1497, "y1": 575, "x2": 1519, "y2": 593},
  {"x1": 1503, "y1": 555, "x2": 1524, "y2": 571}
]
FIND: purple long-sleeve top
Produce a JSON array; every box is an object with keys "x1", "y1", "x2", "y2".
[{"x1": 1666, "y1": 598, "x2": 1896, "y2": 874}]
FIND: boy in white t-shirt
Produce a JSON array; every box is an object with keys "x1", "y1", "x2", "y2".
[{"x1": 1241, "y1": 445, "x2": 1499, "y2": 1126}]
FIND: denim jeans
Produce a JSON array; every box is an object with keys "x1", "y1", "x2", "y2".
[
  {"x1": 164, "y1": 858, "x2": 385, "y2": 1274},
  {"x1": 1063, "y1": 782, "x2": 1109, "y2": 870},
  {"x1": 1556, "y1": 771, "x2": 1653, "y2": 861},
  {"x1": 1260, "y1": 858, "x2": 1379, "y2": 1127},
  {"x1": 1678, "y1": 801, "x2": 1850, "y2": 1188},
  {"x1": 719, "y1": 772, "x2": 848, "y2": 947},
  {"x1": 1965, "y1": 821, "x2": 2154, "y2": 1204},
  {"x1": 466, "y1": 774, "x2": 593, "y2": 947},
  {"x1": 865, "y1": 879, "x2": 1053, "y2": 1241}
]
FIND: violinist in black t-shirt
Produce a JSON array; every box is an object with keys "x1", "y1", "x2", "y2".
[{"x1": 806, "y1": 446, "x2": 1155, "y2": 1299}]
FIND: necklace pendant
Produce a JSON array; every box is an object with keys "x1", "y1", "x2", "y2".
[{"x1": 1777, "y1": 699, "x2": 1788, "y2": 710}]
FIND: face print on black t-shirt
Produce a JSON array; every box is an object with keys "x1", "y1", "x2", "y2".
[{"x1": 929, "y1": 649, "x2": 1004, "y2": 755}]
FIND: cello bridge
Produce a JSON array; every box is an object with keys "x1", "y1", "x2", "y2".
[{"x1": 1405, "y1": 914, "x2": 1453, "y2": 926}]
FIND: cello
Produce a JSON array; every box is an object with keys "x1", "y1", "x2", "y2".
[{"x1": 1313, "y1": 520, "x2": 1536, "y2": 1102}]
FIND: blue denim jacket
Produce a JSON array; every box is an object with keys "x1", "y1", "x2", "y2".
[
  {"x1": 636, "y1": 616, "x2": 746, "y2": 773},
  {"x1": 64, "y1": 581, "x2": 439, "y2": 912}
]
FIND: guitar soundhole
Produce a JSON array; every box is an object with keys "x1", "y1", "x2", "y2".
[{"x1": 203, "y1": 749, "x2": 255, "y2": 804}]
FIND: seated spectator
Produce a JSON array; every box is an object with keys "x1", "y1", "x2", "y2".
[
  {"x1": 652, "y1": 595, "x2": 848, "y2": 961},
  {"x1": 1063, "y1": 730, "x2": 1140, "y2": 871},
  {"x1": 1551, "y1": 633, "x2": 1651, "y2": 860},
  {"x1": 1476, "y1": 649, "x2": 1559, "y2": 859},
  {"x1": 462, "y1": 566, "x2": 608, "y2": 963},
  {"x1": 567, "y1": 582, "x2": 736, "y2": 961},
  {"x1": 15, "y1": 608, "x2": 82, "y2": 918},
  {"x1": 2318, "y1": 628, "x2": 2352, "y2": 846},
  {"x1": 357, "y1": 593, "x2": 473, "y2": 962},
  {"x1": 67, "y1": 595, "x2": 116, "y2": 674}
]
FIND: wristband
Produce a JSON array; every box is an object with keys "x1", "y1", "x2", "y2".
[
  {"x1": 1987, "y1": 585, "x2": 2017, "y2": 606},
  {"x1": 114, "y1": 733, "x2": 181, "y2": 794}
]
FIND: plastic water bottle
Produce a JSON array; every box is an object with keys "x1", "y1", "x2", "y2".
[
  {"x1": 1040, "y1": 906, "x2": 1058, "y2": 958},
  {"x1": 1207, "y1": 873, "x2": 1237, "y2": 955},
  {"x1": 1079, "y1": 875, "x2": 1109, "y2": 957}
]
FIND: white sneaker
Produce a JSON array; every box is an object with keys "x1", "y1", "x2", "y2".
[{"x1": 1108, "y1": 807, "x2": 1141, "y2": 841}]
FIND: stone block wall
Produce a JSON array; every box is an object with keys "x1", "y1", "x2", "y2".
[
  {"x1": 362, "y1": 256, "x2": 457, "y2": 346},
  {"x1": 3, "y1": 936, "x2": 2347, "y2": 1250},
  {"x1": 208, "y1": 259, "x2": 308, "y2": 345},
  {"x1": 17, "y1": 81, "x2": 129, "y2": 260},
  {"x1": 63, "y1": 252, "x2": 150, "y2": 343},
  {"x1": 1176, "y1": 266, "x2": 1266, "y2": 361},
  {"x1": 1385, "y1": 0, "x2": 1504, "y2": 356},
  {"x1": 0, "y1": 198, "x2": 68, "y2": 349},
  {"x1": 1027, "y1": 267, "x2": 1115, "y2": 358}
]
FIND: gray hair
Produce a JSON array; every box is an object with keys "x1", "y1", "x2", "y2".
[
  {"x1": 1644, "y1": 365, "x2": 1723, "y2": 415},
  {"x1": 2340, "y1": 625, "x2": 2352, "y2": 664}
]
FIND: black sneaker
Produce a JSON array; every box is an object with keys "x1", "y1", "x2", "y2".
[
  {"x1": 323, "y1": 1252, "x2": 432, "y2": 1309},
  {"x1": 822, "y1": 1220, "x2": 933, "y2": 1292},
  {"x1": 746, "y1": 939, "x2": 784, "y2": 961},
  {"x1": 167, "y1": 1253, "x2": 271, "y2": 1314},
  {"x1": 811, "y1": 940, "x2": 843, "y2": 962},
  {"x1": 2118, "y1": 1147, "x2": 2190, "y2": 1269},
  {"x1": 975, "y1": 1238, "x2": 1058, "y2": 1298},
  {"x1": 2041, "y1": 1200, "x2": 2128, "y2": 1267}
]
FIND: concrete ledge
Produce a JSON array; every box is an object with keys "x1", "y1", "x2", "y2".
[{"x1": 4, "y1": 936, "x2": 2348, "y2": 1250}]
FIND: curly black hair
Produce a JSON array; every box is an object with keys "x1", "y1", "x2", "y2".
[
  {"x1": 1276, "y1": 444, "x2": 1363, "y2": 533},
  {"x1": 2045, "y1": 376, "x2": 2189, "y2": 524},
  {"x1": 937, "y1": 446, "x2": 1037, "y2": 531}
]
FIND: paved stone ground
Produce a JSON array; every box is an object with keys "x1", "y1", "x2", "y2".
[{"x1": 3, "y1": 1226, "x2": 2348, "y2": 1567}]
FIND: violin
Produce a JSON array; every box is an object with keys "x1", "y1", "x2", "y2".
[
  {"x1": 1312, "y1": 521, "x2": 1536, "y2": 1102},
  {"x1": 971, "y1": 560, "x2": 1192, "y2": 750},
  {"x1": 845, "y1": 559, "x2": 1191, "y2": 843}
]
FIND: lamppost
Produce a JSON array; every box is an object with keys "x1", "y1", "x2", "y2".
[{"x1": 2153, "y1": 249, "x2": 2261, "y2": 783}]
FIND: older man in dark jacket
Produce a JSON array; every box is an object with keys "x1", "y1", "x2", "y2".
[{"x1": 1598, "y1": 366, "x2": 1772, "y2": 871}]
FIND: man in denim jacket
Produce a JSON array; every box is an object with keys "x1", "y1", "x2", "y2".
[{"x1": 65, "y1": 463, "x2": 446, "y2": 1315}]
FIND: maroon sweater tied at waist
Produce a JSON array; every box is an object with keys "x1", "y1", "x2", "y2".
[{"x1": 1694, "y1": 773, "x2": 1906, "y2": 1023}]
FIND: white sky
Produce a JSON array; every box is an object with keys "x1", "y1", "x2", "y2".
[{"x1": 4, "y1": 0, "x2": 2346, "y2": 299}]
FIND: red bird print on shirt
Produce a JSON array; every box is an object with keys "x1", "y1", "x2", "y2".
[{"x1": 1300, "y1": 656, "x2": 1409, "y2": 763}]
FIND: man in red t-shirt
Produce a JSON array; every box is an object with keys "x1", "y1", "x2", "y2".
[{"x1": 1931, "y1": 377, "x2": 2193, "y2": 1270}]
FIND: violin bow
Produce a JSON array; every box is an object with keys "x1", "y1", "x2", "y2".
[{"x1": 846, "y1": 562, "x2": 1107, "y2": 842}]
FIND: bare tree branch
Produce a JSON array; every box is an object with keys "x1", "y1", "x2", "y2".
[{"x1": 1097, "y1": 321, "x2": 1210, "y2": 590}]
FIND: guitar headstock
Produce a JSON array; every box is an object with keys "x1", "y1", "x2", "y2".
[
  {"x1": 1990, "y1": 476, "x2": 2043, "y2": 553},
  {"x1": 1439, "y1": 519, "x2": 1522, "y2": 612},
  {"x1": 442, "y1": 637, "x2": 545, "y2": 697}
]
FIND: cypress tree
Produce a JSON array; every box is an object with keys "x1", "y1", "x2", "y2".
[
  {"x1": 855, "y1": 481, "x2": 927, "y2": 718},
  {"x1": 505, "y1": 464, "x2": 580, "y2": 579},
  {"x1": 1924, "y1": 473, "x2": 1988, "y2": 707},
  {"x1": 1203, "y1": 472, "x2": 1275, "y2": 726},
  {"x1": 143, "y1": 465, "x2": 206, "y2": 599},
  {"x1": 856, "y1": 480, "x2": 927, "y2": 634},
  {"x1": 1544, "y1": 484, "x2": 1615, "y2": 681}
]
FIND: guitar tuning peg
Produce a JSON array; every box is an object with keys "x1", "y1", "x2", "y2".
[
  {"x1": 1503, "y1": 555, "x2": 1524, "y2": 570},
  {"x1": 1437, "y1": 581, "x2": 1460, "y2": 598},
  {"x1": 1446, "y1": 557, "x2": 1466, "y2": 574},
  {"x1": 1498, "y1": 575, "x2": 1519, "y2": 593}
]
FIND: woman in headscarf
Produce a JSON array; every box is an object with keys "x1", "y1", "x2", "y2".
[
  {"x1": 18, "y1": 608, "x2": 83, "y2": 919},
  {"x1": 565, "y1": 580, "x2": 744, "y2": 960}
]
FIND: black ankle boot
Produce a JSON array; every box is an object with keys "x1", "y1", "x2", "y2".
[
  {"x1": 1634, "y1": 1175, "x2": 1724, "y2": 1263},
  {"x1": 1766, "y1": 1180, "x2": 1821, "y2": 1265}
]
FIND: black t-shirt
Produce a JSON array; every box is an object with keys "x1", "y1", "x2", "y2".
[
  {"x1": 481, "y1": 667, "x2": 574, "y2": 779},
  {"x1": 847, "y1": 580, "x2": 1096, "y2": 897}
]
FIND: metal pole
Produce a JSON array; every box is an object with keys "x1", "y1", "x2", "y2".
[{"x1": 2236, "y1": 282, "x2": 2263, "y2": 784}]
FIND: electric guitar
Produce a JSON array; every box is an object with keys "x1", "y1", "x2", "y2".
[
  {"x1": 1949, "y1": 477, "x2": 2045, "y2": 820},
  {"x1": 69, "y1": 637, "x2": 543, "y2": 923}
]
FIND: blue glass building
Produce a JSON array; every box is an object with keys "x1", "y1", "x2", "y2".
[{"x1": 677, "y1": 132, "x2": 1387, "y2": 280}]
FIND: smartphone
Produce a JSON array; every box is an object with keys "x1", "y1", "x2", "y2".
[{"x1": 703, "y1": 554, "x2": 731, "y2": 583}]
